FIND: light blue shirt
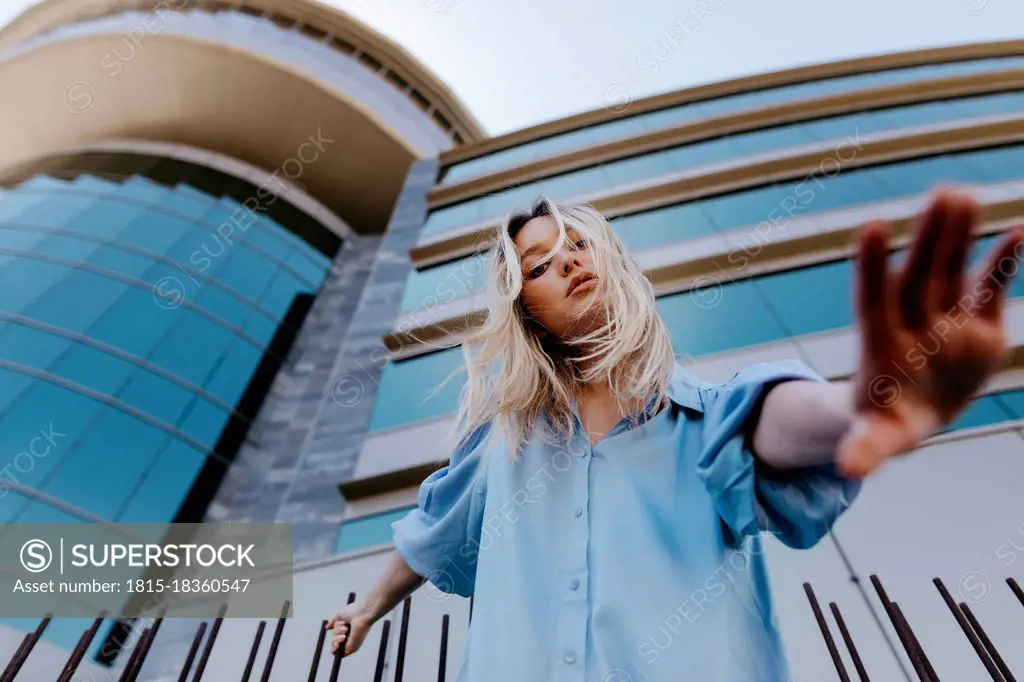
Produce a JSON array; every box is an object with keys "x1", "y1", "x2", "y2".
[{"x1": 392, "y1": 359, "x2": 861, "y2": 682}]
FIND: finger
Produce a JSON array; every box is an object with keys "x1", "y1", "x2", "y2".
[
  {"x1": 835, "y1": 413, "x2": 916, "y2": 479},
  {"x1": 898, "y1": 191, "x2": 951, "y2": 330},
  {"x1": 973, "y1": 228, "x2": 1024, "y2": 321},
  {"x1": 856, "y1": 220, "x2": 895, "y2": 359},
  {"x1": 326, "y1": 616, "x2": 335, "y2": 629},
  {"x1": 934, "y1": 191, "x2": 978, "y2": 312}
]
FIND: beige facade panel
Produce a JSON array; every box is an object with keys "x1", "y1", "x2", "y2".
[
  {"x1": 439, "y1": 38, "x2": 1024, "y2": 166},
  {"x1": 0, "y1": 33, "x2": 419, "y2": 234},
  {"x1": 0, "y1": 0, "x2": 486, "y2": 144},
  {"x1": 411, "y1": 114, "x2": 1024, "y2": 266},
  {"x1": 342, "y1": 486, "x2": 419, "y2": 522},
  {"x1": 430, "y1": 68, "x2": 1024, "y2": 208}
]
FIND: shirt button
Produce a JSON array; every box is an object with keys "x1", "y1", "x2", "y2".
[
  {"x1": 564, "y1": 651, "x2": 576, "y2": 665},
  {"x1": 569, "y1": 578, "x2": 580, "y2": 590},
  {"x1": 574, "y1": 507, "x2": 583, "y2": 518}
]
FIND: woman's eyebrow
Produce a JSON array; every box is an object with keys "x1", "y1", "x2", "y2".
[{"x1": 519, "y1": 243, "x2": 549, "y2": 261}]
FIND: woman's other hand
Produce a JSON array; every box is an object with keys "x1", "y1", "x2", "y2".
[
  {"x1": 839, "y1": 188, "x2": 1023, "y2": 478},
  {"x1": 326, "y1": 601, "x2": 375, "y2": 656}
]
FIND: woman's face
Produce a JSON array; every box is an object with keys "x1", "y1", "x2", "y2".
[{"x1": 514, "y1": 215, "x2": 604, "y2": 341}]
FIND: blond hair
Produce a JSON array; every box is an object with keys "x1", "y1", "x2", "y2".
[{"x1": 445, "y1": 198, "x2": 677, "y2": 457}]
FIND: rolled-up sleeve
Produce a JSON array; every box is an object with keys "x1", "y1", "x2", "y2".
[
  {"x1": 391, "y1": 423, "x2": 491, "y2": 597},
  {"x1": 695, "y1": 359, "x2": 861, "y2": 549}
]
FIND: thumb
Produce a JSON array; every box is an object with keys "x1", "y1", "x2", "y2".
[{"x1": 835, "y1": 413, "x2": 915, "y2": 479}]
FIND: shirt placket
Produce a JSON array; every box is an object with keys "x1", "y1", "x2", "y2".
[{"x1": 554, "y1": 428, "x2": 591, "y2": 679}]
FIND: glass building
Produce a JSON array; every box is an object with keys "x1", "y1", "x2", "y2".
[
  {"x1": 0, "y1": 1, "x2": 1022, "y2": 679},
  {"x1": 332, "y1": 41, "x2": 1024, "y2": 682},
  {"x1": 0, "y1": 0, "x2": 484, "y2": 678}
]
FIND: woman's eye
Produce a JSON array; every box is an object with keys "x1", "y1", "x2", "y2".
[
  {"x1": 528, "y1": 263, "x2": 547, "y2": 279},
  {"x1": 573, "y1": 239, "x2": 587, "y2": 249}
]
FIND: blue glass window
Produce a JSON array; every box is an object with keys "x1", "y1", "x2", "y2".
[
  {"x1": 41, "y1": 410, "x2": 169, "y2": 520},
  {"x1": 21, "y1": 267, "x2": 125, "y2": 335},
  {"x1": 119, "y1": 370, "x2": 198, "y2": 428},
  {"x1": 0, "y1": 323, "x2": 73, "y2": 372},
  {"x1": 0, "y1": 173, "x2": 332, "y2": 531},
  {"x1": 940, "y1": 396, "x2": 1016, "y2": 433},
  {"x1": 991, "y1": 390, "x2": 1024, "y2": 419},
  {"x1": 0, "y1": 383, "x2": 105, "y2": 520},
  {"x1": 399, "y1": 254, "x2": 490, "y2": 312},
  {"x1": 657, "y1": 280, "x2": 788, "y2": 357},
  {"x1": 117, "y1": 439, "x2": 208, "y2": 522},
  {"x1": 49, "y1": 342, "x2": 137, "y2": 397},
  {"x1": 615, "y1": 202, "x2": 716, "y2": 252},
  {"x1": 148, "y1": 309, "x2": 236, "y2": 387},
  {"x1": 203, "y1": 341, "x2": 261, "y2": 407},
  {"x1": 179, "y1": 398, "x2": 231, "y2": 448},
  {"x1": 0, "y1": 367, "x2": 35, "y2": 416},
  {"x1": 754, "y1": 261, "x2": 854, "y2": 335},
  {"x1": 336, "y1": 506, "x2": 417, "y2": 554},
  {"x1": 368, "y1": 347, "x2": 466, "y2": 432}
]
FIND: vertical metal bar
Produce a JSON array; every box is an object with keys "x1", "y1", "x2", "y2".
[
  {"x1": 259, "y1": 600, "x2": 291, "y2": 682},
  {"x1": 328, "y1": 592, "x2": 357, "y2": 682},
  {"x1": 0, "y1": 634, "x2": 30, "y2": 682},
  {"x1": 2, "y1": 615, "x2": 50, "y2": 682},
  {"x1": 58, "y1": 624, "x2": 93, "y2": 682},
  {"x1": 126, "y1": 613, "x2": 164, "y2": 682},
  {"x1": 307, "y1": 620, "x2": 329, "y2": 682},
  {"x1": 869, "y1": 576, "x2": 931, "y2": 681},
  {"x1": 373, "y1": 621, "x2": 391, "y2": 682},
  {"x1": 240, "y1": 621, "x2": 267, "y2": 682},
  {"x1": 961, "y1": 602, "x2": 1016, "y2": 682},
  {"x1": 393, "y1": 597, "x2": 412, "y2": 682},
  {"x1": 830, "y1": 602, "x2": 871, "y2": 682},
  {"x1": 59, "y1": 614, "x2": 106, "y2": 682},
  {"x1": 178, "y1": 621, "x2": 208, "y2": 682},
  {"x1": 1009, "y1": 579, "x2": 1024, "y2": 610},
  {"x1": 124, "y1": 627, "x2": 154, "y2": 682},
  {"x1": 803, "y1": 584, "x2": 850, "y2": 681},
  {"x1": 933, "y1": 578, "x2": 1003, "y2": 682},
  {"x1": 891, "y1": 604, "x2": 938, "y2": 682},
  {"x1": 831, "y1": 536, "x2": 912, "y2": 682},
  {"x1": 437, "y1": 614, "x2": 450, "y2": 682},
  {"x1": 193, "y1": 603, "x2": 229, "y2": 682},
  {"x1": 891, "y1": 602, "x2": 939, "y2": 682},
  {"x1": 117, "y1": 628, "x2": 148, "y2": 682}
]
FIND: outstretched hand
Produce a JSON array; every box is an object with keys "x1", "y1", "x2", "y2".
[{"x1": 837, "y1": 189, "x2": 1023, "y2": 478}]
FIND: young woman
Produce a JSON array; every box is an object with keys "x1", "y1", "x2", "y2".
[{"x1": 327, "y1": 189, "x2": 1021, "y2": 681}]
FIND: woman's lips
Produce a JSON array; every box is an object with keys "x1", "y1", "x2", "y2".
[{"x1": 568, "y1": 276, "x2": 598, "y2": 297}]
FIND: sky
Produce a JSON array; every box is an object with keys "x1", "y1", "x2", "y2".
[{"x1": 3, "y1": 0, "x2": 1024, "y2": 136}]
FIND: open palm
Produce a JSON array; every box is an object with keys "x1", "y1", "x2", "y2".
[{"x1": 837, "y1": 189, "x2": 1023, "y2": 478}]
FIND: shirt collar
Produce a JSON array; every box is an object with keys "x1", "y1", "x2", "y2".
[{"x1": 663, "y1": 363, "x2": 706, "y2": 414}]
